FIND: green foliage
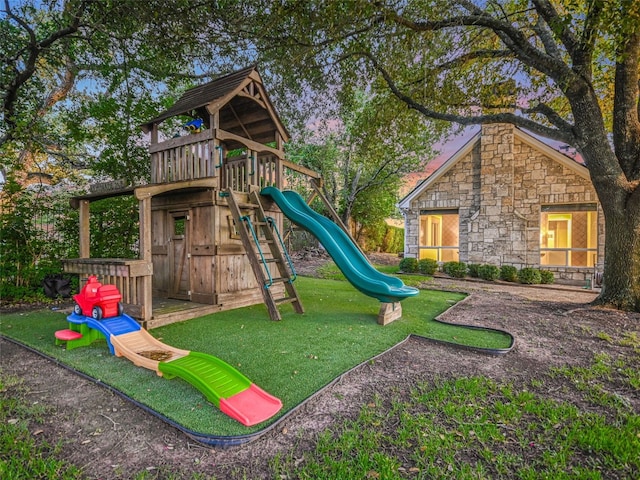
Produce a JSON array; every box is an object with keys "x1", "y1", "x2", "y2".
[
  {"x1": 478, "y1": 264, "x2": 500, "y2": 281},
  {"x1": 286, "y1": 90, "x2": 431, "y2": 233},
  {"x1": 540, "y1": 270, "x2": 555, "y2": 284},
  {"x1": 382, "y1": 225, "x2": 403, "y2": 253},
  {"x1": 500, "y1": 265, "x2": 519, "y2": 282},
  {"x1": 467, "y1": 263, "x2": 482, "y2": 278},
  {"x1": 399, "y1": 257, "x2": 418, "y2": 273},
  {"x1": 362, "y1": 223, "x2": 403, "y2": 253},
  {"x1": 518, "y1": 267, "x2": 542, "y2": 285},
  {"x1": 0, "y1": 182, "x2": 78, "y2": 301},
  {"x1": 88, "y1": 196, "x2": 139, "y2": 258},
  {"x1": 0, "y1": 184, "x2": 139, "y2": 302},
  {"x1": 418, "y1": 258, "x2": 438, "y2": 275},
  {"x1": 442, "y1": 261, "x2": 467, "y2": 278}
]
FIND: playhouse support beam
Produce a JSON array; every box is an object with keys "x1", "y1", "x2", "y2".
[
  {"x1": 139, "y1": 196, "x2": 153, "y2": 323},
  {"x1": 79, "y1": 199, "x2": 90, "y2": 258}
]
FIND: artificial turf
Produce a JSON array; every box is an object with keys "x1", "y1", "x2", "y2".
[{"x1": 0, "y1": 276, "x2": 511, "y2": 437}]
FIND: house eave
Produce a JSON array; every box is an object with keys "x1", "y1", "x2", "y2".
[{"x1": 398, "y1": 132, "x2": 481, "y2": 210}]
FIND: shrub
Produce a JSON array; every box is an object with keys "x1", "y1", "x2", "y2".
[
  {"x1": 478, "y1": 264, "x2": 500, "y2": 281},
  {"x1": 443, "y1": 261, "x2": 467, "y2": 278},
  {"x1": 467, "y1": 264, "x2": 482, "y2": 278},
  {"x1": 518, "y1": 267, "x2": 542, "y2": 284},
  {"x1": 500, "y1": 265, "x2": 519, "y2": 282},
  {"x1": 418, "y1": 258, "x2": 438, "y2": 275},
  {"x1": 399, "y1": 257, "x2": 418, "y2": 273},
  {"x1": 540, "y1": 269, "x2": 555, "y2": 284}
]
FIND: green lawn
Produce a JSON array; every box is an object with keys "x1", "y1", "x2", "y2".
[{"x1": 0, "y1": 276, "x2": 511, "y2": 438}]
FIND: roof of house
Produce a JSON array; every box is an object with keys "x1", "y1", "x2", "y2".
[
  {"x1": 141, "y1": 65, "x2": 290, "y2": 147},
  {"x1": 398, "y1": 127, "x2": 589, "y2": 210}
]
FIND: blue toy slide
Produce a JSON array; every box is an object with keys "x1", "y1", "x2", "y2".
[{"x1": 261, "y1": 187, "x2": 419, "y2": 303}]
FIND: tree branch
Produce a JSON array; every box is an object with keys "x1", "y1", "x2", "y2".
[
  {"x1": 2, "y1": 0, "x2": 87, "y2": 141},
  {"x1": 613, "y1": 30, "x2": 640, "y2": 179},
  {"x1": 382, "y1": 2, "x2": 576, "y2": 93},
  {"x1": 523, "y1": 102, "x2": 574, "y2": 134},
  {"x1": 434, "y1": 49, "x2": 514, "y2": 71},
  {"x1": 358, "y1": 51, "x2": 576, "y2": 146}
]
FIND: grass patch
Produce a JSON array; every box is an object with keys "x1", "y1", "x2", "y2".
[
  {"x1": 271, "y1": 354, "x2": 640, "y2": 479},
  {"x1": 0, "y1": 373, "x2": 83, "y2": 479},
  {"x1": 0, "y1": 276, "x2": 510, "y2": 437}
]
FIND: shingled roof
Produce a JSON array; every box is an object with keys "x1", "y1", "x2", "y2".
[{"x1": 141, "y1": 65, "x2": 289, "y2": 146}]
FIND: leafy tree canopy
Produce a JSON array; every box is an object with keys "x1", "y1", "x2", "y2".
[
  {"x1": 0, "y1": 0, "x2": 251, "y2": 183},
  {"x1": 228, "y1": 0, "x2": 640, "y2": 311}
]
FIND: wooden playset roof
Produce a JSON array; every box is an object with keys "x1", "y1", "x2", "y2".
[{"x1": 141, "y1": 66, "x2": 290, "y2": 147}]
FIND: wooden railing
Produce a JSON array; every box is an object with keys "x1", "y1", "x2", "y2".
[
  {"x1": 62, "y1": 258, "x2": 153, "y2": 321},
  {"x1": 149, "y1": 130, "x2": 216, "y2": 184},
  {"x1": 222, "y1": 154, "x2": 281, "y2": 192}
]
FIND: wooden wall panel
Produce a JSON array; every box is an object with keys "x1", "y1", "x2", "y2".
[
  {"x1": 151, "y1": 208, "x2": 169, "y2": 295},
  {"x1": 216, "y1": 254, "x2": 259, "y2": 294}
]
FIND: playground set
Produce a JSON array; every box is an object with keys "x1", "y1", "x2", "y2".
[{"x1": 56, "y1": 66, "x2": 418, "y2": 426}]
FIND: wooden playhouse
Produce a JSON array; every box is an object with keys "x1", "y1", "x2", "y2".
[{"x1": 63, "y1": 66, "x2": 329, "y2": 328}]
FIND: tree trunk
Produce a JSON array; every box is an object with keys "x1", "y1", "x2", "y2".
[
  {"x1": 570, "y1": 88, "x2": 640, "y2": 311},
  {"x1": 594, "y1": 203, "x2": 640, "y2": 310}
]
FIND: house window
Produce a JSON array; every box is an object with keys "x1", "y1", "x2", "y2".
[
  {"x1": 419, "y1": 209, "x2": 459, "y2": 262},
  {"x1": 540, "y1": 204, "x2": 597, "y2": 267}
]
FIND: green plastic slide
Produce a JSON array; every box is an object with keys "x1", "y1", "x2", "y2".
[{"x1": 261, "y1": 187, "x2": 419, "y2": 303}]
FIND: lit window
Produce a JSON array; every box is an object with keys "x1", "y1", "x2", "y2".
[
  {"x1": 540, "y1": 204, "x2": 597, "y2": 267},
  {"x1": 419, "y1": 210, "x2": 459, "y2": 262}
]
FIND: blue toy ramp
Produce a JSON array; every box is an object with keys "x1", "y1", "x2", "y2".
[
  {"x1": 67, "y1": 312, "x2": 140, "y2": 354},
  {"x1": 261, "y1": 187, "x2": 419, "y2": 303}
]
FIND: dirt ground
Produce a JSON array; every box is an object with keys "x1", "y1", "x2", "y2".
[{"x1": 1, "y1": 253, "x2": 639, "y2": 479}]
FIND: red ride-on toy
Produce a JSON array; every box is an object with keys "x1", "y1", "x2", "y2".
[{"x1": 73, "y1": 275, "x2": 123, "y2": 320}]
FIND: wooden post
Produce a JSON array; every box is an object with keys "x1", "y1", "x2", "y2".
[
  {"x1": 79, "y1": 200, "x2": 90, "y2": 258},
  {"x1": 377, "y1": 302, "x2": 402, "y2": 325},
  {"x1": 275, "y1": 132, "x2": 284, "y2": 188},
  {"x1": 139, "y1": 196, "x2": 153, "y2": 322}
]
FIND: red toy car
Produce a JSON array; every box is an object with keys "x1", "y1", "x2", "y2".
[{"x1": 73, "y1": 275, "x2": 123, "y2": 319}]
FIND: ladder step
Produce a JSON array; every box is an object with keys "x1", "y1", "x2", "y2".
[
  {"x1": 274, "y1": 297, "x2": 297, "y2": 305},
  {"x1": 267, "y1": 276, "x2": 290, "y2": 284},
  {"x1": 263, "y1": 258, "x2": 281, "y2": 263},
  {"x1": 237, "y1": 202, "x2": 259, "y2": 209}
]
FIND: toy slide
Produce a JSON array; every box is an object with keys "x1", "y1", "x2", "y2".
[
  {"x1": 261, "y1": 187, "x2": 419, "y2": 303},
  {"x1": 62, "y1": 313, "x2": 282, "y2": 426}
]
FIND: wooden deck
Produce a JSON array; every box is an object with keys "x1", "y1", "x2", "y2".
[{"x1": 147, "y1": 298, "x2": 223, "y2": 330}]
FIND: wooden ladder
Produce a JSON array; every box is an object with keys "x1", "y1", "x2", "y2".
[{"x1": 225, "y1": 188, "x2": 304, "y2": 321}]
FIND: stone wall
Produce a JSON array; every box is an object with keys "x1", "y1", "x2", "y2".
[{"x1": 404, "y1": 124, "x2": 605, "y2": 284}]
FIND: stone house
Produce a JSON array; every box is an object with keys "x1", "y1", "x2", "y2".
[{"x1": 398, "y1": 123, "x2": 604, "y2": 284}]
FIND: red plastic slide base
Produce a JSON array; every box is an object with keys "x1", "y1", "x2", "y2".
[{"x1": 220, "y1": 384, "x2": 283, "y2": 426}]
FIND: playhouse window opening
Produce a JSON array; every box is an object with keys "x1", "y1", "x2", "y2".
[
  {"x1": 418, "y1": 209, "x2": 459, "y2": 262},
  {"x1": 540, "y1": 204, "x2": 597, "y2": 267}
]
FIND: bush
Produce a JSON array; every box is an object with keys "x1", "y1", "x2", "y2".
[
  {"x1": 467, "y1": 264, "x2": 482, "y2": 278},
  {"x1": 540, "y1": 269, "x2": 555, "y2": 284},
  {"x1": 500, "y1": 265, "x2": 519, "y2": 282},
  {"x1": 418, "y1": 258, "x2": 438, "y2": 275},
  {"x1": 478, "y1": 264, "x2": 500, "y2": 281},
  {"x1": 443, "y1": 261, "x2": 467, "y2": 278},
  {"x1": 399, "y1": 257, "x2": 418, "y2": 273},
  {"x1": 518, "y1": 267, "x2": 542, "y2": 284},
  {"x1": 382, "y1": 226, "x2": 404, "y2": 254}
]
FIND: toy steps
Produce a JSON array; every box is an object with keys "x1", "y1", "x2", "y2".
[
  {"x1": 225, "y1": 188, "x2": 304, "y2": 320},
  {"x1": 54, "y1": 325, "x2": 106, "y2": 351},
  {"x1": 54, "y1": 329, "x2": 83, "y2": 346},
  {"x1": 158, "y1": 351, "x2": 282, "y2": 426}
]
